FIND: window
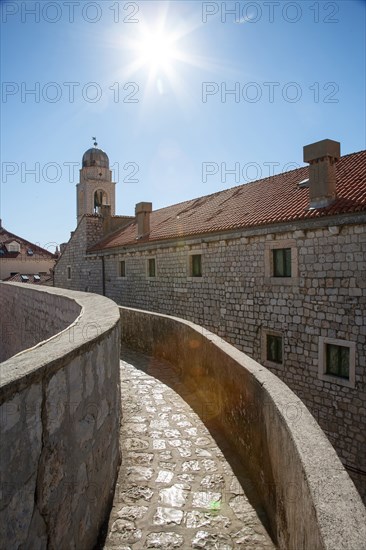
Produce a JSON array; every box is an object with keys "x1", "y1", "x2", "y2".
[
  {"x1": 318, "y1": 337, "x2": 355, "y2": 388},
  {"x1": 191, "y1": 254, "x2": 202, "y2": 277},
  {"x1": 118, "y1": 260, "x2": 126, "y2": 278},
  {"x1": 267, "y1": 334, "x2": 283, "y2": 364},
  {"x1": 325, "y1": 344, "x2": 350, "y2": 379},
  {"x1": 264, "y1": 240, "x2": 298, "y2": 284},
  {"x1": 7, "y1": 241, "x2": 20, "y2": 253},
  {"x1": 148, "y1": 258, "x2": 156, "y2": 278},
  {"x1": 273, "y1": 248, "x2": 291, "y2": 277},
  {"x1": 67, "y1": 266, "x2": 71, "y2": 280},
  {"x1": 262, "y1": 329, "x2": 284, "y2": 367}
]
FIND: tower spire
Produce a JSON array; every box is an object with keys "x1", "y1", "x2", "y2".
[{"x1": 77, "y1": 144, "x2": 115, "y2": 224}]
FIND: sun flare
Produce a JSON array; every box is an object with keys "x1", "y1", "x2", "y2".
[
  {"x1": 136, "y1": 29, "x2": 178, "y2": 72},
  {"x1": 116, "y1": 8, "x2": 209, "y2": 102},
  {"x1": 128, "y1": 21, "x2": 187, "y2": 84}
]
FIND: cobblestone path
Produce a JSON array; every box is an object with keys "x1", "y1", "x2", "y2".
[{"x1": 104, "y1": 349, "x2": 276, "y2": 549}]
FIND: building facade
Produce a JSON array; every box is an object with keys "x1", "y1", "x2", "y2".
[
  {"x1": 0, "y1": 222, "x2": 57, "y2": 281},
  {"x1": 55, "y1": 140, "x2": 366, "y2": 501}
]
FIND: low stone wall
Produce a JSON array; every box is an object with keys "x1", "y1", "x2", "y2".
[
  {"x1": 120, "y1": 306, "x2": 366, "y2": 550},
  {"x1": 0, "y1": 283, "x2": 121, "y2": 550},
  {"x1": 0, "y1": 281, "x2": 82, "y2": 362}
]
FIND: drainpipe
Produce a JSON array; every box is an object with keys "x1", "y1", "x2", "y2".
[{"x1": 101, "y1": 256, "x2": 106, "y2": 296}]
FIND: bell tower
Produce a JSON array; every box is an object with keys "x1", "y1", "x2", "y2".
[{"x1": 76, "y1": 139, "x2": 116, "y2": 224}]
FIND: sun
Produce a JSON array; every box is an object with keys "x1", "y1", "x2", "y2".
[
  {"x1": 112, "y1": 7, "x2": 210, "y2": 102},
  {"x1": 136, "y1": 28, "x2": 178, "y2": 73},
  {"x1": 128, "y1": 21, "x2": 186, "y2": 83}
]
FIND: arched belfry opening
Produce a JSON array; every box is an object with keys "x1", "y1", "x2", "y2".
[
  {"x1": 94, "y1": 189, "x2": 108, "y2": 214},
  {"x1": 76, "y1": 138, "x2": 116, "y2": 223}
]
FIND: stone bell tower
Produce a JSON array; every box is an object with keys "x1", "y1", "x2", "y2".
[{"x1": 76, "y1": 139, "x2": 116, "y2": 224}]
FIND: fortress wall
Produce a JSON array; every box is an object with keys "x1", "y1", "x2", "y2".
[
  {"x1": 0, "y1": 283, "x2": 121, "y2": 550},
  {"x1": 120, "y1": 305, "x2": 366, "y2": 550}
]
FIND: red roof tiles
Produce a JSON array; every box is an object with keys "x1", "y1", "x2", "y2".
[
  {"x1": 4, "y1": 273, "x2": 53, "y2": 285},
  {"x1": 88, "y1": 150, "x2": 366, "y2": 252}
]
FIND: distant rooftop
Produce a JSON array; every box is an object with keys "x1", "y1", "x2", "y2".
[
  {"x1": 4, "y1": 272, "x2": 53, "y2": 285},
  {"x1": 0, "y1": 225, "x2": 56, "y2": 259}
]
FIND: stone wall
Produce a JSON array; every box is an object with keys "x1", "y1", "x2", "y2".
[
  {"x1": 0, "y1": 283, "x2": 121, "y2": 549},
  {"x1": 54, "y1": 214, "x2": 104, "y2": 294},
  {"x1": 0, "y1": 283, "x2": 82, "y2": 362},
  {"x1": 120, "y1": 305, "x2": 366, "y2": 550},
  {"x1": 102, "y1": 215, "x2": 366, "y2": 501}
]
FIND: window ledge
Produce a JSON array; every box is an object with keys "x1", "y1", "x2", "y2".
[
  {"x1": 318, "y1": 372, "x2": 355, "y2": 389},
  {"x1": 263, "y1": 359, "x2": 283, "y2": 369}
]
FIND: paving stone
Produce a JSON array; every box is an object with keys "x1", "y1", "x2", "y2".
[
  {"x1": 155, "y1": 470, "x2": 174, "y2": 484},
  {"x1": 159, "y1": 484, "x2": 189, "y2": 507},
  {"x1": 200, "y1": 474, "x2": 225, "y2": 489},
  {"x1": 126, "y1": 466, "x2": 153, "y2": 482},
  {"x1": 109, "y1": 520, "x2": 142, "y2": 544},
  {"x1": 128, "y1": 452, "x2": 153, "y2": 465},
  {"x1": 196, "y1": 448, "x2": 212, "y2": 458},
  {"x1": 153, "y1": 506, "x2": 184, "y2": 525},
  {"x1": 117, "y1": 506, "x2": 148, "y2": 521},
  {"x1": 182, "y1": 460, "x2": 201, "y2": 472},
  {"x1": 191, "y1": 530, "x2": 233, "y2": 549},
  {"x1": 185, "y1": 510, "x2": 230, "y2": 529},
  {"x1": 192, "y1": 491, "x2": 222, "y2": 509},
  {"x1": 145, "y1": 532, "x2": 184, "y2": 548},
  {"x1": 103, "y1": 351, "x2": 275, "y2": 549}
]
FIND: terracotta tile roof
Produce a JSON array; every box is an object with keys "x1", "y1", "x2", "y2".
[
  {"x1": 88, "y1": 150, "x2": 366, "y2": 252},
  {"x1": 4, "y1": 272, "x2": 53, "y2": 285}
]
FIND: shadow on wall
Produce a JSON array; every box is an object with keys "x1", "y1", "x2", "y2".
[{"x1": 119, "y1": 305, "x2": 366, "y2": 550}]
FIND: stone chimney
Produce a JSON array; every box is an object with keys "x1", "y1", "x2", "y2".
[
  {"x1": 303, "y1": 139, "x2": 340, "y2": 209},
  {"x1": 135, "y1": 202, "x2": 152, "y2": 238},
  {"x1": 100, "y1": 204, "x2": 112, "y2": 235}
]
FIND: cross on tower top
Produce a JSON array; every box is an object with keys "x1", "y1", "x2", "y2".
[{"x1": 92, "y1": 136, "x2": 98, "y2": 147}]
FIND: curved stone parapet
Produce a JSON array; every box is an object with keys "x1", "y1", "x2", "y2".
[
  {"x1": 0, "y1": 282, "x2": 121, "y2": 549},
  {"x1": 120, "y1": 306, "x2": 366, "y2": 550}
]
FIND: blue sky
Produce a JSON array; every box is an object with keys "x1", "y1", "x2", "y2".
[{"x1": 1, "y1": 0, "x2": 365, "y2": 250}]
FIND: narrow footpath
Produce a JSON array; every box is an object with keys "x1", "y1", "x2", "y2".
[{"x1": 104, "y1": 349, "x2": 276, "y2": 549}]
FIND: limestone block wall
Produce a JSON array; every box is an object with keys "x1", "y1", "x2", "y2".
[
  {"x1": 54, "y1": 215, "x2": 104, "y2": 294},
  {"x1": 0, "y1": 283, "x2": 82, "y2": 362},
  {"x1": 0, "y1": 283, "x2": 121, "y2": 550},
  {"x1": 102, "y1": 216, "x2": 366, "y2": 501},
  {"x1": 120, "y1": 305, "x2": 366, "y2": 550}
]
